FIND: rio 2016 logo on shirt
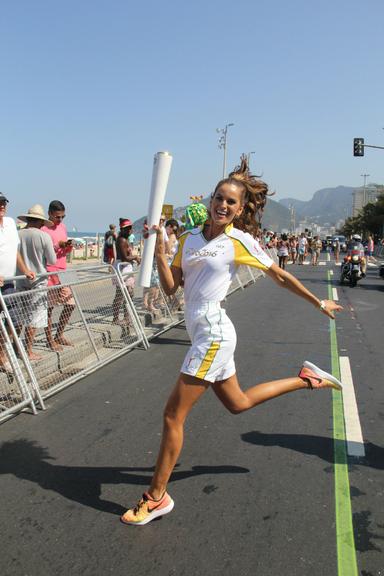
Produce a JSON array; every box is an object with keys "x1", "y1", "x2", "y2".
[{"x1": 186, "y1": 248, "x2": 218, "y2": 258}]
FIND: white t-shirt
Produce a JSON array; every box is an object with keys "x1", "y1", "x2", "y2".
[
  {"x1": 171, "y1": 224, "x2": 273, "y2": 304},
  {"x1": 0, "y1": 217, "x2": 20, "y2": 279},
  {"x1": 277, "y1": 240, "x2": 289, "y2": 257},
  {"x1": 298, "y1": 237, "x2": 308, "y2": 252},
  {"x1": 162, "y1": 227, "x2": 169, "y2": 244}
]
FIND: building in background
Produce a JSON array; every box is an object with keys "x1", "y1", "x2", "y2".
[{"x1": 352, "y1": 187, "x2": 382, "y2": 217}]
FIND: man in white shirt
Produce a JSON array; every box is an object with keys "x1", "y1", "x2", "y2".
[
  {"x1": 0, "y1": 192, "x2": 35, "y2": 371},
  {"x1": 298, "y1": 232, "x2": 308, "y2": 265}
]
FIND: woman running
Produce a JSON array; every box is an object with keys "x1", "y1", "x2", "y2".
[{"x1": 121, "y1": 156, "x2": 343, "y2": 526}]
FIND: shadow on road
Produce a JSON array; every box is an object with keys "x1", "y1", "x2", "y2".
[
  {"x1": 297, "y1": 277, "x2": 330, "y2": 286},
  {"x1": 0, "y1": 439, "x2": 249, "y2": 516},
  {"x1": 152, "y1": 337, "x2": 190, "y2": 346},
  {"x1": 241, "y1": 430, "x2": 384, "y2": 470},
  {"x1": 356, "y1": 282, "x2": 384, "y2": 292}
]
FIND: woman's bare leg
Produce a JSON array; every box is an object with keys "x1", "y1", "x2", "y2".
[
  {"x1": 149, "y1": 373, "x2": 210, "y2": 499},
  {"x1": 211, "y1": 372, "x2": 308, "y2": 414},
  {"x1": 149, "y1": 372, "x2": 309, "y2": 497},
  {"x1": 25, "y1": 327, "x2": 42, "y2": 360}
]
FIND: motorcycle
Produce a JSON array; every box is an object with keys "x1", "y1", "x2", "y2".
[{"x1": 340, "y1": 248, "x2": 363, "y2": 287}]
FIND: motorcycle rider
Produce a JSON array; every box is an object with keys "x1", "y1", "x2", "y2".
[{"x1": 346, "y1": 234, "x2": 366, "y2": 277}]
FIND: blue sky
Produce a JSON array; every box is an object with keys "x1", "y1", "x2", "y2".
[{"x1": 1, "y1": 0, "x2": 383, "y2": 231}]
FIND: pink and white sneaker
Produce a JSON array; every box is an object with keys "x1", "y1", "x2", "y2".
[
  {"x1": 298, "y1": 361, "x2": 343, "y2": 391},
  {"x1": 120, "y1": 491, "x2": 174, "y2": 526}
]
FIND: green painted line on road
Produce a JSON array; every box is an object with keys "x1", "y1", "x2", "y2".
[{"x1": 327, "y1": 271, "x2": 358, "y2": 576}]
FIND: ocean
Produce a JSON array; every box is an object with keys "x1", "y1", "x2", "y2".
[
  {"x1": 68, "y1": 231, "x2": 142, "y2": 243},
  {"x1": 67, "y1": 231, "x2": 103, "y2": 239}
]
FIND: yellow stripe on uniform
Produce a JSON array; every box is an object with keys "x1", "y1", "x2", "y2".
[
  {"x1": 171, "y1": 231, "x2": 189, "y2": 268},
  {"x1": 231, "y1": 238, "x2": 270, "y2": 271},
  {"x1": 196, "y1": 341, "x2": 221, "y2": 379}
]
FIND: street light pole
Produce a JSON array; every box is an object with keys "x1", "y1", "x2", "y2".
[
  {"x1": 217, "y1": 123, "x2": 234, "y2": 178},
  {"x1": 289, "y1": 204, "x2": 296, "y2": 233},
  {"x1": 247, "y1": 151, "x2": 256, "y2": 168},
  {"x1": 361, "y1": 172, "x2": 370, "y2": 205}
]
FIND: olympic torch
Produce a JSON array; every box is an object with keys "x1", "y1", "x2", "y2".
[{"x1": 137, "y1": 151, "x2": 173, "y2": 288}]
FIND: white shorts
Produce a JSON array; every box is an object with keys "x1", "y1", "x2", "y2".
[
  {"x1": 181, "y1": 302, "x2": 236, "y2": 382},
  {"x1": 18, "y1": 289, "x2": 48, "y2": 328}
]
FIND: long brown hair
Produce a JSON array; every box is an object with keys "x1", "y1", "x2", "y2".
[{"x1": 213, "y1": 154, "x2": 271, "y2": 237}]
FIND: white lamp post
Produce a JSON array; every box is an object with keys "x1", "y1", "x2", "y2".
[
  {"x1": 247, "y1": 151, "x2": 256, "y2": 167},
  {"x1": 217, "y1": 123, "x2": 234, "y2": 178}
]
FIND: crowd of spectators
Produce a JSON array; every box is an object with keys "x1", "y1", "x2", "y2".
[
  {"x1": 258, "y1": 228, "x2": 383, "y2": 270},
  {"x1": 0, "y1": 194, "x2": 74, "y2": 370},
  {"x1": 104, "y1": 214, "x2": 182, "y2": 319},
  {"x1": 2, "y1": 192, "x2": 383, "y2": 370}
]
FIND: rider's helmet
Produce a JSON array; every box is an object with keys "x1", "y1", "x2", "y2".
[{"x1": 352, "y1": 234, "x2": 362, "y2": 241}]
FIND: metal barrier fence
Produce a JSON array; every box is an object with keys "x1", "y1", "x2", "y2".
[
  {"x1": 0, "y1": 249, "x2": 277, "y2": 424},
  {"x1": 0, "y1": 265, "x2": 148, "y2": 420},
  {"x1": 0, "y1": 312, "x2": 39, "y2": 421},
  {"x1": 115, "y1": 263, "x2": 185, "y2": 340}
]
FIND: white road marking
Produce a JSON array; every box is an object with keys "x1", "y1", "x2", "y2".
[
  {"x1": 327, "y1": 252, "x2": 330, "y2": 261},
  {"x1": 339, "y1": 356, "x2": 365, "y2": 457},
  {"x1": 329, "y1": 270, "x2": 333, "y2": 276},
  {"x1": 319, "y1": 261, "x2": 326, "y2": 266},
  {"x1": 332, "y1": 288, "x2": 338, "y2": 301}
]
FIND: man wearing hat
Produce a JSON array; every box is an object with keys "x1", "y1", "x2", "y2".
[
  {"x1": 0, "y1": 192, "x2": 35, "y2": 371},
  {"x1": 112, "y1": 218, "x2": 141, "y2": 324},
  {"x1": 16, "y1": 204, "x2": 57, "y2": 360}
]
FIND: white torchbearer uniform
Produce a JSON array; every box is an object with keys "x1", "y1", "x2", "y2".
[{"x1": 171, "y1": 224, "x2": 273, "y2": 382}]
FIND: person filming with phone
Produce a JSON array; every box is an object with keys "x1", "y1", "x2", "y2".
[{"x1": 41, "y1": 200, "x2": 76, "y2": 350}]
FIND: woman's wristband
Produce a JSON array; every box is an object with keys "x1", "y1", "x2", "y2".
[{"x1": 319, "y1": 300, "x2": 326, "y2": 311}]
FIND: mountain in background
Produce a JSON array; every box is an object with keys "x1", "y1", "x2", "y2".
[
  {"x1": 279, "y1": 186, "x2": 355, "y2": 224},
  {"x1": 133, "y1": 183, "x2": 383, "y2": 236},
  {"x1": 133, "y1": 195, "x2": 292, "y2": 234},
  {"x1": 262, "y1": 197, "x2": 292, "y2": 230}
]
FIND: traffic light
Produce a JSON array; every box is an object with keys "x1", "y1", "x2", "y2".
[{"x1": 353, "y1": 138, "x2": 364, "y2": 157}]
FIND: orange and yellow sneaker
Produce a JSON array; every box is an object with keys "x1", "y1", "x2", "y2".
[
  {"x1": 120, "y1": 492, "x2": 174, "y2": 526},
  {"x1": 299, "y1": 361, "x2": 343, "y2": 391}
]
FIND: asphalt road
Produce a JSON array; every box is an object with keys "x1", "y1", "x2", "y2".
[{"x1": 0, "y1": 257, "x2": 383, "y2": 576}]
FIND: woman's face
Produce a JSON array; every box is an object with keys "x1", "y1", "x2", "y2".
[{"x1": 210, "y1": 182, "x2": 243, "y2": 227}]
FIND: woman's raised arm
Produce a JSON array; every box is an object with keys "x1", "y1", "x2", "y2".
[{"x1": 266, "y1": 262, "x2": 343, "y2": 319}]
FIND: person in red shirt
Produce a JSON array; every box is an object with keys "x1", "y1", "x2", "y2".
[{"x1": 41, "y1": 200, "x2": 75, "y2": 350}]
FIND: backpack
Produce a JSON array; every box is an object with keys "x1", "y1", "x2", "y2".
[{"x1": 106, "y1": 233, "x2": 114, "y2": 247}]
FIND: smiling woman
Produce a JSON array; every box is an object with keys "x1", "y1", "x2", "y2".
[
  {"x1": 120, "y1": 155, "x2": 344, "y2": 527},
  {"x1": 208, "y1": 155, "x2": 270, "y2": 239}
]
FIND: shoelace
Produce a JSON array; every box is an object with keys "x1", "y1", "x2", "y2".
[
  {"x1": 133, "y1": 494, "x2": 148, "y2": 515},
  {"x1": 300, "y1": 371, "x2": 319, "y2": 389}
]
